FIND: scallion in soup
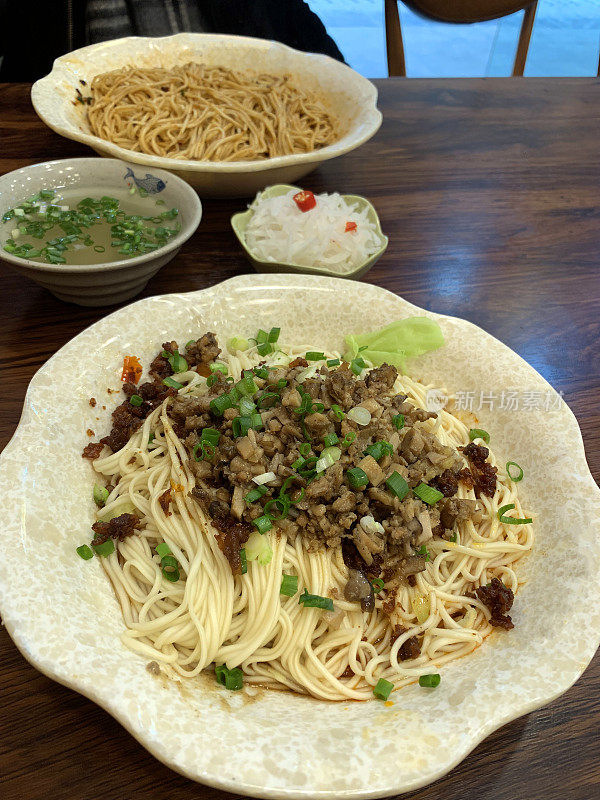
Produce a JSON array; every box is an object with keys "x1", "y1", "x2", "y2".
[{"x1": 2, "y1": 189, "x2": 179, "y2": 265}]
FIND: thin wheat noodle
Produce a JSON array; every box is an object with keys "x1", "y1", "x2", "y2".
[
  {"x1": 90, "y1": 344, "x2": 533, "y2": 700},
  {"x1": 87, "y1": 63, "x2": 338, "y2": 162}
]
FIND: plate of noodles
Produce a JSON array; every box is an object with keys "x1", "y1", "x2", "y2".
[
  {"x1": 0, "y1": 273, "x2": 599, "y2": 797},
  {"x1": 31, "y1": 34, "x2": 382, "y2": 198}
]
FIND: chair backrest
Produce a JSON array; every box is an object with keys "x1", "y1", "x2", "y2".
[{"x1": 385, "y1": 0, "x2": 538, "y2": 77}]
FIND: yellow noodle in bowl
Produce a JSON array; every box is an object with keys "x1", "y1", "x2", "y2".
[{"x1": 87, "y1": 63, "x2": 339, "y2": 163}]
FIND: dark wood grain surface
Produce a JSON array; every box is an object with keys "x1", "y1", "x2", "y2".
[{"x1": 0, "y1": 79, "x2": 599, "y2": 800}]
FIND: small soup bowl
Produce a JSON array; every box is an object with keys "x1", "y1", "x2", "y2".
[{"x1": 0, "y1": 158, "x2": 202, "y2": 306}]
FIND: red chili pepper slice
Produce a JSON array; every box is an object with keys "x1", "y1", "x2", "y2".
[
  {"x1": 293, "y1": 190, "x2": 317, "y2": 212},
  {"x1": 121, "y1": 355, "x2": 143, "y2": 384},
  {"x1": 345, "y1": 221, "x2": 358, "y2": 233}
]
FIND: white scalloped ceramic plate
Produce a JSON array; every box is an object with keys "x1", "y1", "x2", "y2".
[
  {"x1": 1, "y1": 274, "x2": 599, "y2": 798},
  {"x1": 31, "y1": 34, "x2": 382, "y2": 198}
]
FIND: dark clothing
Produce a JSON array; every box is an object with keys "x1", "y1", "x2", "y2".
[{"x1": 0, "y1": 0, "x2": 344, "y2": 82}]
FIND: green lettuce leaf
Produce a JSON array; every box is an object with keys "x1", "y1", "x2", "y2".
[{"x1": 344, "y1": 317, "x2": 444, "y2": 372}]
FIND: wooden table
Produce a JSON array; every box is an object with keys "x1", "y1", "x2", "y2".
[{"x1": 1, "y1": 78, "x2": 599, "y2": 800}]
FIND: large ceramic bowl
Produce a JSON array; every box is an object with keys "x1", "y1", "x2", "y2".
[
  {"x1": 231, "y1": 184, "x2": 389, "y2": 278},
  {"x1": 0, "y1": 158, "x2": 202, "y2": 306},
  {"x1": 30, "y1": 34, "x2": 382, "y2": 199},
  {"x1": 0, "y1": 274, "x2": 599, "y2": 797}
]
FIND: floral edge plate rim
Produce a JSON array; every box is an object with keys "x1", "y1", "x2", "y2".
[{"x1": 0, "y1": 273, "x2": 599, "y2": 799}]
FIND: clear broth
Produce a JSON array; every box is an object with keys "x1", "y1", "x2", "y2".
[{"x1": 2, "y1": 188, "x2": 178, "y2": 265}]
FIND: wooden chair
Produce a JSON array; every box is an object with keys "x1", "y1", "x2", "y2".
[{"x1": 385, "y1": 0, "x2": 538, "y2": 77}]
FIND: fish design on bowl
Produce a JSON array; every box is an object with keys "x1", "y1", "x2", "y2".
[{"x1": 124, "y1": 167, "x2": 166, "y2": 194}]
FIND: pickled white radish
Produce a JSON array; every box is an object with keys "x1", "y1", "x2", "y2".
[{"x1": 245, "y1": 189, "x2": 382, "y2": 272}]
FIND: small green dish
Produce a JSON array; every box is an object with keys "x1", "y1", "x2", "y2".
[{"x1": 231, "y1": 184, "x2": 388, "y2": 280}]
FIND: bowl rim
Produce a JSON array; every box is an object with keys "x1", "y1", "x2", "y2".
[
  {"x1": 30, "y1": 33, "x2": 383, "y2": 175},
  {"x1": 0, "y1": 157, "x2": 202, "y2": 273},
  {"x1": 231, "y1": 184, "x2": 389, "y2": 277}
]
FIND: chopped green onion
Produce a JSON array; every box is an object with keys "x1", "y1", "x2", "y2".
[
  {"x1": 385, "y1": 471, "x2": 409, "y2": 500},
  {"x1": 364, "y1": 441, "x2": 393, "y2": 460},
  {"x1": 238, "y1": 396, "x2": 256, "y2": 416},
  {"x1": 161, "y1": 349, "x2": 187, "y2": 374},
  {"x1": 373, "y1": 678, "x2": 394, "y2": 701},
  {"x1": 253, "y1": 515, "x2": 272, "y2": 534},
  {"x1": 350, "y1": 356, "x2": 366, "y2": 375},
  {"x1": 237, "y1": 372, "x2": 258, "y2": 396},
  {"x1": 497, "y1": 503, "x2": 533, "y2": 525},
  {"x1": 209, "y1": 362, "x2": 228, "y2": 374},
  {"x1": 163, "y1": 376, "x2": 183, "y2": 390},
  {"x1": 316, "y1": 446, "x2": 341, "y2": 473},
  {"x1": 419, "y1": 674, "x2": 441, "y2": 688},
  {"x1": 294, "y1": 393, "x2": 313, "y2": 415},
  {"x1": 341, "y1": 431, "x2": 357, "y2": 448},
  {"x1": 323, "y1": 432, "x2": 339, "y2": 448},
  {"x1": 93, "y1": 539, "x2": 115, "y2": 557},
  {"x1": 193, "y1": 441, "x2": 215, "y2": 461},
  {"x1": 299, "y1": 442, "x2": 312, "y2": 456},
  {"x1": 331, "y1": 404, "x2": 345, "y2": 420},
  {"x1": 280, "y1": 574, "x2": 299, "y2": 596},
  {"x1": 148, "y1": 432, "x2": 155, "y2": 444},
  {"x1": 264, "y1": 497, "x2": 290, "y2": 520},
  {"x1": 240, "y1": 548, "x2": 248, "y2": 574},
  {"x1": 506, "y1": 461, "x2": 524, "y2": 482},
  {"x1": 371, "y1": 578, "x2": 385, "y2": 594},
  {"x1": 232, "y1": 413, "x2": 263, "y2": 438},
  {"x1": 257, "y1": 342, "x2": 272, "y2": 356},
  {"x1": 278, "y1": 475, "x2": 303, "y2": 504},
  {"x1": 156, "y1": 543, "x2": 171, "y2": 558},
  {"x1": 210, "y1": 392, "x2": 234, "y2": 416},
  {"x1": 245, "y1": 530, "x2": 273, "y2": 565},
  {"x1": 93, "y1": 484, "x2": 109, "y2": 507},
  {"x1": 256, "y1": 392, "x2": 279, "y2": 409},
  {"x1": 347, "y1": 467, "x2": 369, "y2": 489},
  {"x1": 327, "y1": 358, "x2": 341, "y2": 367},
  {"x1": 292, "y1": 456, "x2": 305, "y2": 470},
  {"x1": 469, "y1": 428, "x2": 490, "y2": 444},
  {"x1": 413, "y1": 483, "x2": 444, "y2": 505},
  {"x1": 227, "y1": 336, "x2": 250, "y2": 354},
  {"x1": 201, "y1": 428, "x2": 221, "y2": 446},
  {"x1": 297, "y1": 456, "x2": 318, "y2": 480},
  {"x1": 161, "y1": 554, "x2": 180, "y2": 582},
  {"x1": 76, "y1": 544, "x2": 94, "y2": 560},
  {"x1": 449, "y1": 532, "x2": 457, "y2": 543},
  {"x1": 129, "y1": 394, "x2": 143, "y2": 407},
  {"x1": 215, "y1": 664, "x2": 243, "y2": 691},
  {"x1": 267, "y1": 327, "x2": 281, "y2": 343},
  {"x1": 298, "y1": 588, "x2": 334, "y2": 611},
  {"x1": 305, "y1": 351, "x2": 325, "y2": 361},
  {"x1": 415, "y1": 544, "x2": 430, "y2": 562},
  {"x1": 256, "y1": 329, "x2": 268, "y2": 344},
  {"x1": 245, "y1": 485, "x2": 268, "y2": 503},
  {"x1": 392, "y1": 414, "x2": 405, "y2": 430},
  {"x1": 253, "y1": 366, "x2": 270, "y2": 379},
  {"x1": 225, "y1": 667, "x2": 244, "y2": 690}
]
